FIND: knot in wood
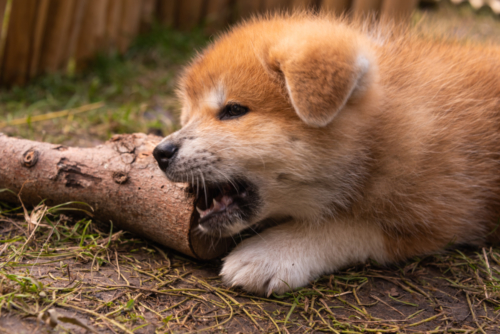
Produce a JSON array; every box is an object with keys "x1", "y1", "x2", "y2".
[
  {"x1": 120, "y1": 153, "x2": 136, "y2": 164},
  {"x1": 112, "y1": 171, "x2": 129, "y2": 184},
  {"x1": 22, "y1": 148, "x2": 39, "y2": 168}
]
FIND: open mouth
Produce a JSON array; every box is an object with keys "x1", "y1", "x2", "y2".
[{"x1": 188, "y1": 179, "x2": 259, "y2": 236}]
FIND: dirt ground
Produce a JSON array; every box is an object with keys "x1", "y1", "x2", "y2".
[
  {"x1": 2, "y1": 2, "x2": 500, "y2": 333},
  {"x1": 2, "y1": 216, "x2": 500, "y2": 333}
]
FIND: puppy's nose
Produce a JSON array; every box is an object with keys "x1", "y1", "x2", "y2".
[{"x1": 153, "y1": 141, "x2": 179, "y2": 170}]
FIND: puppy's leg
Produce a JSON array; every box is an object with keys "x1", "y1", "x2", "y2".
[{"x1": 221, "y1": 219, "x2": 388, "y2": 296}]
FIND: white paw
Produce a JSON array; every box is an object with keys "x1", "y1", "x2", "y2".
[{"x1": 220, "y1": 234, "x2": 311, "y2": 296}]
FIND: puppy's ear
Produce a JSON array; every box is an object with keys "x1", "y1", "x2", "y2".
[{"x1": 266, "y1": 31, "x2": 374, "y2": 127}]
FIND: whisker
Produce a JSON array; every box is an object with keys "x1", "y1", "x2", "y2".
[
  {"x1": 212, "y1": 169, "x2": 239, "y2": 194},
  {"x1": 247, "y1": 224, "x2": 267, "y2": 243},
  {"x1": 198, "y1": 169, "x2": 208, "y2": 207}
]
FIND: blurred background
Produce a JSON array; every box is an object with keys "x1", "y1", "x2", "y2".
[
  {"x1": 0, "y1": 2, "x2": 500, "y2": 332},
  {"x1": 0, "y1": 0, "x2": 499, "y2": 147}
]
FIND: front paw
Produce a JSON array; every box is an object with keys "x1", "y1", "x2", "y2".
[{"x1": 220, "y1": 236, "x2": 311, "y2": 296}]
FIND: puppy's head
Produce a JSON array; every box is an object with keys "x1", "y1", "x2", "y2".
[{"x1": 154, "y1": 15, "x2": 378, "y2": 237}]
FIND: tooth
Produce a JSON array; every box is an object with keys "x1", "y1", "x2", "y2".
[{"x1": 213, "y1": 199, "x2": 225, "y2": 212}]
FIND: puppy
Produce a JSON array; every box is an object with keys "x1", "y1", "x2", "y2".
[{"x1": 153, "y1": 13, "x2": 500, "y2": 296}]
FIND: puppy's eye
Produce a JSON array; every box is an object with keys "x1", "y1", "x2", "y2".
[{"x1": 219, "y1": 103, "x2": 249, "y2": 120}]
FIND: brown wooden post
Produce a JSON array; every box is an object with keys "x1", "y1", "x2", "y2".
[
  {"x1": 320, "y1": 0, "x2": 351, "y2": 15},
  {"x1": 28, "y1": 0, "x2": 50, "y2": 79},
  {"x1": 234, "y1": 0, "x2": 262, "y2": 20},
  {"x1": 38, "y1": 0, "x2": 77, "y2": 73},
  {"x1": 140, "y1": 0, "x2": 157, "y2": 32},
  {"x1": 105, "y1": 0, "x2": 123, "y2": 53},
  {"x1": 0, "y1": 0, "x2": 7, "y2": 73},
  {"x1": 380, "y1": 0, "x2": 418, "y2": 23},
  {"x1": 117, "y1": 0, "x2": 142, "y2": 53},
  {"x1": 62, "y1": 0, "x2": 88, "y2": 65},
  {"x1": 0, "y1": 0, "x2": 38, "y2": 86},
  {"x1": 261, "y1": 0, "x2": 291, "y2": 12},
  {"x1": 157, "y1": 0, "x2": 177, "y2": 27},
  {"x1": 75, "y1": 0, "x2": 109, "y2": 68},
  {"x1": 0, "y1": 0, "x2": 8, "y2": 40},
  {"x1": 205, "y1": 0, "x2": 232, "y2": 34},
  {"x1": 177, "y1": 0, "x2": 205, "y2": 30},
  {"x1": 352, "y1": 0, "x2": 382, "y2": 19},
  {"x1": 289, "y1": 0, "x2": 314, "y2": 10}
]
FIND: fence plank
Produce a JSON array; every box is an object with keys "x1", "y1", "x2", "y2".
[
  {"x1": 234, "y1": 0, "x2": 262, "y2": 20},
  {"x1": 38, "y1": 0, "x2": 76, "y2": 73},
  {"x1": 177, "y1": 0, "x2": 205, "y2": 30},
  {"x1": 75, "y1": 0, "x2": 108, "y2": 67},
  {"x1": 261, "y1": 0, "x2": 291, "y2": 12},
  {"x1": 105, "y1": 0, "x2": 122, "y2": 52},
  {"x1": 1, "y1": 0, "x2": 38, "y2": 85},
  {"x1": 352, "y1": 0, "x2": 382, "y2": 18},
  {"x1": 321, "y1": 0, "x2": 351, "y2": 15},
  {"x1": 117, "y1": 0, "x2": 142, "y2": 53},
  {"x1": 140, "y1": 0, "x2": 157, "y2": 32},
  {"x1": 63, "y1": 0, "x2": 88, "y2": 65},
  {"x1": 380, "y1": 0, "x2": 418, "y2": 22},
  {"x1": 0, "y1": 0, "x2": 10, "y2": 72},
  {"x1": 29, "y1": 0, "x2": 50, "y2": 79},
  {"x1": 205, "y1": 0, "x2": 231, "y2": 33},
  {"x1": 157, "y1": 0, "x2": 177, "y2": 27},
  {"x1": 289, "y1": 0, "x2": 315, "y2": 10},
  {"x1": 0, "y1": 0, "x2": 7, "y2": 37}
]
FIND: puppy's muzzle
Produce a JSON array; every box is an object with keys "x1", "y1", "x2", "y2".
[{"x1": 153, "y1": 141, "x2": 179, "y2": 171}]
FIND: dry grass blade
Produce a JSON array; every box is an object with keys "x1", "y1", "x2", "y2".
[{"x1": 0, "y1": 102, "x2": 105, "y2": 128}]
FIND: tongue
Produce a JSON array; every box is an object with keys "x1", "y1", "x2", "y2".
[{"x1": 196, "y1": 195, "x2": 233, "y2": 219}]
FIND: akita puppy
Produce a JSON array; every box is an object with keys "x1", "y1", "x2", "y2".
[{"x1": 153, "y1": 14, "x2": 500, "y2": 296}]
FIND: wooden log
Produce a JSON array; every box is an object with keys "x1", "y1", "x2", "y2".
[
  {"x1": 320, "y1": 0, "x2": 351, "y2": 15},
  {"x1": 177, "y1": 0, "x2": 204, "y2": 31},
  {"x1": 0, "y1": 133, "x2": 230, "y2": 260},
  {"x1": 0, "y1": 0, "x2": 38, "y2": 86},
  {"x1": 29, "y1": 0, "x2": 51, "y2": 79},
  {"x1": 380, "y1": 0, "x2": 418, "y2": 23},
  {"x1": 352, "y1": 0, "x2": 382, "y2": 18},
  {"x1": 205, "y1": 0, "x2": 232, "y2": 34},
  {"x1": 157, "y1": 0, "x2": 177, "y2": 27},
  {"x1": 38, "y1": 0, "x2": 77, "y2": 73}
]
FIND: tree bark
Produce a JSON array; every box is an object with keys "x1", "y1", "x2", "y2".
[{"x1": 0, "y1": 133, "x2": 231, "y2": 260}]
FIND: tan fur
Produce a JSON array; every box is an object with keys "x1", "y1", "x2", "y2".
[{"x1": 158, "y1": 13, "x2": 500, "y2": 295}]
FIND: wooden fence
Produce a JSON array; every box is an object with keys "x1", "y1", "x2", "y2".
[{"x1": 0, "y1": 0, "x2": 422, "y2": 87}]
